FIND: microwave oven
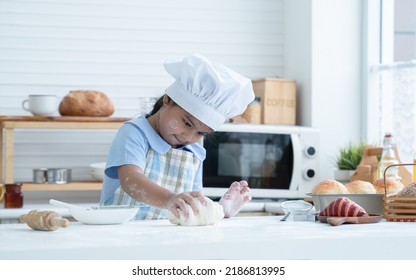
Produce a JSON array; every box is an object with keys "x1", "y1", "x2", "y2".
[{"x1": 201, "y1": 123, "x2": 320, "y2": 200}]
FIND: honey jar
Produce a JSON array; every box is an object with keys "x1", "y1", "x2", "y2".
[{"x1": 3, "y1": 183, "x2": 23, "y2": 208}]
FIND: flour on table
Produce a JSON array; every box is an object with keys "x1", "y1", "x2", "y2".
[{"x1": 169, "y1": 197, "x2": 224, "y2": 226}]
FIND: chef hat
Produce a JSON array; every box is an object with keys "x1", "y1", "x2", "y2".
[{"x1": 164, "y1": 54, "x2": 255, "y2": 130}]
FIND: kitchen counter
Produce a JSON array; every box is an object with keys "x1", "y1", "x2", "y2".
[
  {"x1": 1, "y1": 215, "x2": 416, "y2": 260},
  {"x1": 0, "y1": 200, "x2": 282, "y2": 223}
]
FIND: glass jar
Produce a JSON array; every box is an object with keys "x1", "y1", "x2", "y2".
[
  {"x1": 377, "y1": 133, "x2": 399, "y2": 180},
  {"x1": 4, "y1": 183, "x2": 23, "y2": 208}
]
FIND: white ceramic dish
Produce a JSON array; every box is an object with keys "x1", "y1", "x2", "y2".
[
  {"x1": 50, "y1": 199, "x2": 139, "y2": 225},
  {"x1": 89, "y1": 162, "x2": 106, "y2": 181},
  {"x1": 306, "y1": 193, "x2": 384, "y2": 215}
]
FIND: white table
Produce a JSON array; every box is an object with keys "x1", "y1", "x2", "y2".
[
  {"x1": 1, "y1": 216, "x2": 415, "y2": 260},
  {"x1": 0, "y1": 200, "x2": 281, "y2": 223}
]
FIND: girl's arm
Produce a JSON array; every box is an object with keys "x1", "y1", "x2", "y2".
[{"x1": 118, "y1": 164, "x2": 205, "y2": 218}]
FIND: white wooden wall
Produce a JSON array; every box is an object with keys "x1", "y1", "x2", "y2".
[{"x1": 0, "y1": 0, "x2": 284, "y2": 182}]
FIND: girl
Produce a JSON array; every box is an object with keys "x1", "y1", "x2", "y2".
[{"x1": 100, "y1": 54, "x2": 255, "y2": 220}]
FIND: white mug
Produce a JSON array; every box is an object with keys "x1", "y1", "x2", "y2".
[{"x1": 22, "y1": 95, "x2": 56, "y2": 116}]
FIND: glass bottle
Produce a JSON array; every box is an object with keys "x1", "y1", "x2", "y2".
[
  {"x1": 377, "y1": 133, "x2": 399, "y2": 179},
  {"x1": 413, "y1": 152, "x2": 416, "y2": 182},
  {"x1": 4, "y1": 183, "x2": 23, "y2": 208}
]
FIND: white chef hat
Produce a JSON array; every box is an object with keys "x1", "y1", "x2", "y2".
[{"x1": 164, "y1": 54, "x2": 255, "y2": 130}]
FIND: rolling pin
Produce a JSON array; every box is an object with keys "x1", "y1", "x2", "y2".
[{"x1": 19, "y1": 210, "x2": 69, "y2": 231}]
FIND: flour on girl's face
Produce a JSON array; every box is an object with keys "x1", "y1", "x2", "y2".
[
  {"x1": 168, "y1": 119, "x2": 179, "y2": 129},
  {"x1": 168, "y1": 197, "x2": 224, "y2": 226}
]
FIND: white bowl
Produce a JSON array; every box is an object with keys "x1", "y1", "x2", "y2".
[
  {"x1": 49, "y1": 199, "x2": 138, "y2": 224},
  {"x1": 307, "y1": 193, "x2": 384, "y2": 215},
  {"x1": 89, "y1": 162, "x2": 106, "y2": 181},
  {"x1": 70, "y1": 206, "x2": 139, "y2": 225},
  {"x1": 281, "y1": 200, "x2": 313, "y2": 215},
  {"x1": 280, "y1": 200, "x2": 314, "y2": 221}
]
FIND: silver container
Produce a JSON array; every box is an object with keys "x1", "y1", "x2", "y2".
[
  {"x1": 33, "y1": 168, "x2": 71, "y2": 184},
  {"x1": 307, "y1": 193, "x2": 384, "y2": 215}
]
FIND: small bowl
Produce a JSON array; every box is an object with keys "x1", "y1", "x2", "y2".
[
  {"x1": 89, "y1": 162, "x2": 106, "y2": 181},
  {"x1": 281, "y1": 200, "x2": 313, "y2": 215}
]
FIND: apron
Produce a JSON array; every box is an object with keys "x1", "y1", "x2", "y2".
[{"x1": 110, "y1": 147, "x2": 201, "y2": 220}]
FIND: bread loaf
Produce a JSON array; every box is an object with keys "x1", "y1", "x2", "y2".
[
  {"x1": 59, "y1": 90, "x2": 114, "y2": 117},
  {"x1": 373, "y1": 178, "x2": 404, "y2": 194},
  {"x1": 311, "y1": 179, "x2": 348, "y2": 195},
  {"x1": 396, "y1": 182, "x2": 416, "y2": 197},
  {"x1": 345, "y1": 180, "x2": 376, "y2": 194},
  {"x1": 319, "y1": 197, "x2": 368, "y2": 217}
]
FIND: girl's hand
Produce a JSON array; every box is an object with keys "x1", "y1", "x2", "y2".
[
  {"x1": 219, "y1": 180, "x2": 252, "y2": 218},
  {"x1": 167, "y1": 191, "x2": 206, "y2": 218}
]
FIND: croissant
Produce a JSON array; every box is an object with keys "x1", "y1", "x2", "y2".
[{"x1": 319, "y1": 197, "x2": 368, "y2": 217}]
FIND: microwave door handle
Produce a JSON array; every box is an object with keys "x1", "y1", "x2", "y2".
[{"x1": 290, "y1": 134, "x2": 301, "y2": 194}]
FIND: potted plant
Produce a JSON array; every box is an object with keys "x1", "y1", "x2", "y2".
[{"x1": 334, "y1": 142, "x2": 365, "y2": 182}]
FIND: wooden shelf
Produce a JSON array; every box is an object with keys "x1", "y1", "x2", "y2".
[
  {"x1": 1, "y1": 116, "x2": 128, "y2": 185},
  {"x1": 21, "y1": 181, "x2": 103, "y2": 191}
]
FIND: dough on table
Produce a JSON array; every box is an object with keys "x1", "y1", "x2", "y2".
[{"x1": 169, "y1": 197, "x2": 224, "y2": 226}]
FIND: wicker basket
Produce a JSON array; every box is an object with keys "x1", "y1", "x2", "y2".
[{"x1": 383, "y1": 163, "x2": 416, "y2": 222}]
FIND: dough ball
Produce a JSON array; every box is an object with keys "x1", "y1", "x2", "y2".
[{"x1": 169, "y1": 197, "x2": 224, "y2": 226}]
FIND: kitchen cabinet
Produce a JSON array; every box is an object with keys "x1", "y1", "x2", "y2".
[{"x1": 0, "y1": 116, "x2": 129, "y2": 191}]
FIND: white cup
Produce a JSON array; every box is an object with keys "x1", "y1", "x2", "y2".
[{"x1": 22, "y1": 95, "x2": 56, "y2": 116}]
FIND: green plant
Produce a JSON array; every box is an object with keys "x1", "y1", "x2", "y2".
[{"x1": 336, "y1": 142, "x2": 365, "y2": 170}]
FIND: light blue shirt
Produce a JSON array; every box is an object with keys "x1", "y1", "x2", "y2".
[{"x1": 99, "y1": 115, "x2": 206, "y2": 204}]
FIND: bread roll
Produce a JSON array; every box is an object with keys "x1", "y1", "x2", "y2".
[
  {"x1": 396, "y1": 182, "x2": 416, "y2": 197},
  {"x1": 345, "y1": 180, "x2": 376, "y2": 194},
  {"x1": 373, "y1": 178, "x2": 404, "y2": 194},
  {"x1": 393, "y1": 182, "x2": 416, "y2": 211},
  {"x1": 59, "y1": 90, "x2": 114, "y2": 117},
  {"x1": 311, "y1": 179, "x2": 348, "y2": 195}
]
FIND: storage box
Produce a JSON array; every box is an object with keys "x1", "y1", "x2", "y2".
[{"x1": 252, "y1": 78, "x2": 296, "y2": 125}]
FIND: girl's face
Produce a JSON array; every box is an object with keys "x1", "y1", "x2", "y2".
[{"x1": 149, "y1": 95, "x2": 213, "y2": 148}]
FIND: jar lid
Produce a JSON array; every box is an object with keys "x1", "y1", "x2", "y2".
[{"x1": 4, "y1": 183, "x2": 22, "y2": 188}]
